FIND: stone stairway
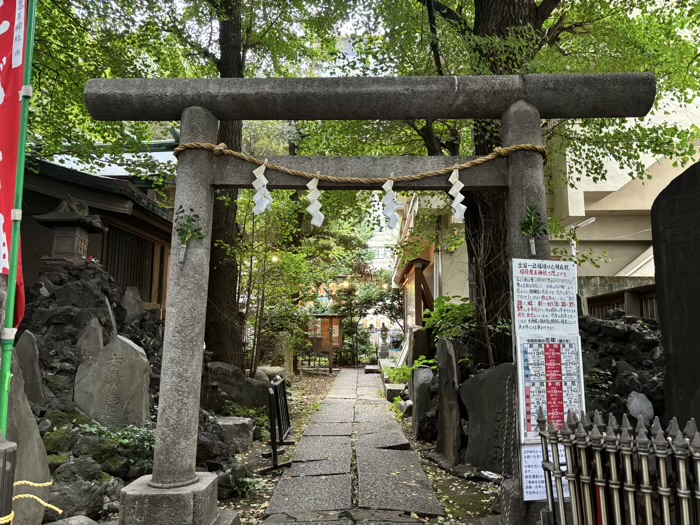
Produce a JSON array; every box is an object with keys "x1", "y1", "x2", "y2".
[{"x1": 263, "y1": 369, "x2": 443, "y2": 524}]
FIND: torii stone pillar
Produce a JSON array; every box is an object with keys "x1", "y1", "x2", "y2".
[{"x1": 119, "y1": 107, "x2": 239, "y2": 525}]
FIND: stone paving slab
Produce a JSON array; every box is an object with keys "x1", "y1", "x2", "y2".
[
  {"x1": 312, "y1": 407, "x2": 355, "y2": 423},
  {"x1": 355, "y1": 448, "x2": 443, "y2": 517},
  {"x1": 354, "y1": 404, "x2": 392, "y2": 423},
  {"x1": 292, "y1": 436, "x2": 352, "y2": 461},
  {"x1": 355, "y1": 429, "x2": 410, "y2": 450},
  {"x1": 266, "y1": 474, "x2": 352, "y2": 514},
  {"x1": 287, "y1": 456, "x2": 351, "y2": 476},
  {"x1": 304, "y1": 422, "x2": 353, "y2": 436}
]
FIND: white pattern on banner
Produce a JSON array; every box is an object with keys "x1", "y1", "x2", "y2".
[
  {"x1": 12, "y1": 0, "x2": 24, "y2": 68},
  {"x1": 0, "y1": 212, "x2": 8, "y2": 272}
]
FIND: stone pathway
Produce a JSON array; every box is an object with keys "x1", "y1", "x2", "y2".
[{"x1": 265, "y1": 369, "x2": 443, "y2": 524}]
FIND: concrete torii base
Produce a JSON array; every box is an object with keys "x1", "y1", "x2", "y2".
[{"x1": 119, "y1": 474, "x2": 240, "y2": 525}]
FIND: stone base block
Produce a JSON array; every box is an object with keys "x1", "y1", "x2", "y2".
[{"x1": 120, "y1": 473, "x2": 238, "y2": 525}]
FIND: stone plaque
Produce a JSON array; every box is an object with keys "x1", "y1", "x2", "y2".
[
  {"x1": 459, "y1": 363, "x2": 515, "y2": 474},
  {"x1": 15, "y1": 330, "x2": 44, "y2": 406},
  {"x1": 652, "y1": 163, "x2": 700, "y2": 425},
  {"x1": 74, "y1": 335, "x2": 150, "y2": 428},
  {"x1": 436, "y1": 339, "x2": 460, "y2": 465}
]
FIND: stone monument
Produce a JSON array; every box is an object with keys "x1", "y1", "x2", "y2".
[
  {"x1": 74, "y1": 335, "x2": 150, "y2": 428},
  {"x1": 435, "y1": 339, "x2": 460, "y2": 465},
  {"x1": 15, "y1": 330, "x2": 44, "y2": 406},
  {"x1": 459, "y1": 363, "x2": 515, "y2": 474},
  {"x1": 651, "y1": 162, "x2": 700, "y2": 424}
]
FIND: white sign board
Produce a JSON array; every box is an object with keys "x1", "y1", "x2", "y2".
[
  {"x1": 512, "y1": 259, "x2": 578, "y2": 335},
  {"x1": 522, "y1": 443, "x2": 570, "y2": 501},
  {"x1": 511, "y1": 259, "x2": 584, "y2": 502}
]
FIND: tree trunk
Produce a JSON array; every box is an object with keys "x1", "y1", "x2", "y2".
[{"x1": 205, "y1": 0, "x2": 246, "y2": 368}]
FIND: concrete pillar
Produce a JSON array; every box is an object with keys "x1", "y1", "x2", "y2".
[
  {"x1": 150, "y1": 106, "x2": 218, "y2": 488},
  {"x1": 501, "y1": 100, "x2": 550, "y2": 260}
]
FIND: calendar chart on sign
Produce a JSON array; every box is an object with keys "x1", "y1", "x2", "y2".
[{"x1": 518, "y1": 335, "x2": 584, "y2": 443}]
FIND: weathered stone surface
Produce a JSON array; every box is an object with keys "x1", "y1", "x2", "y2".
[
  {"x1": 266, "y1": 474, "x2": 351, "y2": 514},
  {"x1": 652, "y1": 163, "x2": 700, "y2": 426},
  {"x1": 399, "y1": 400, "x2": 413, "y2": 417},
  {"x1": 459, "y1": 363, "x2": 515, "y2": 474},
  {"x1": 291, "y1": 436, "x2": 351, "y2": 462},
  {"x1": 311, "y1": 403, "x2": 354, "y2": 424},
  {"x1": 355, "y1": 427, "x2": 410, "y2": 450},
  {"x1": 626, "y1": 392, "x2": 654, "y2": 426},
  {"x1": 15, "y1": 330, "x2": 44, "y2": 406},
  {"x1": 86, "y1": 74, "x2": 656, "y2": 123},
  {"x1": 253, "y1": 369, "x2": 269, "y2": 383},
  {"x1": 119, "y1": 473, "x2": 220, "y2": 525},
  {"x1": 436, "y1": 340, "x2": 461, "y2": 465},
  {"x1": 364, "y1": 365, "x2": 380, "y2": 374},
  {"x1": 218, "y1": 416, "x2": 254, "y2": 454},
  {"x1": 122, "y1": 286, "x2": 145, "y2": 324},
  {"x1": 76, "y1": 318, "x2": 104, "y2": 360},
  {"x1": 286, "y1": 456, "x2": 351, "y2": 477},
  {"x1": 74, "y1": 335, "x2": 150, "y2": 428},
  {"x1": 412, "y1": 367, "x2": 433, "y2": 441},
  {"x1": 355, "y1": 448, "x2": 443, "y2": 517},
  {"x1": 8, "y1": 354, "x2": 50, "y2": 525},
  {"x1": 384, "y1": 384, "x2": 404, "y2": 402},
  {"x1": 257, "y1": 366, "x2": 285, "y2": 380},
  {"x1": 47, "y1": 517, "x2": 99, "y2": 525},
  {"x1": 354, "y1": 403, "x2": 391, "y2": 424},
  {"x1": 303, "y1": 423, "x2": 352, "y2": 436},
  {"x1": 202, "y1": 362, "x2": 268, "y2": 411}
]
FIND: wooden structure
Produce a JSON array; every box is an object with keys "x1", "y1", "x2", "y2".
[
  {"x1": 397, "y1": 258, "x2": 434, "y2": 328},
  {"x1": 310, "y1": 313, "x2": 345, "y2": 372},
  {"x1": 586, "y1": 283, "x2": 658, "y2": 320}
]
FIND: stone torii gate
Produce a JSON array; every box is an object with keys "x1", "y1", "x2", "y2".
[{"x1": 84, "y1": 73, "x2": 655, "y2": 525}]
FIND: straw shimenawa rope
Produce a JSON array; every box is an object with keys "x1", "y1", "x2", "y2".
[
  {"x1": 173, "y1": 142, "x2": 547, "y2": 185},
  {"x1": 0, "y1": 481, "x2": 63, "y2": 524}
]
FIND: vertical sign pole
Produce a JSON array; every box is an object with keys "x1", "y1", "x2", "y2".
[{"x1": 0, "y1": 0, "x2": 38, "y2": 436}]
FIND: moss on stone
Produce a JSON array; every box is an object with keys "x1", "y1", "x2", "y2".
[
  {"x1": 42, "y1": 427, "x2": 78, "y2": 454},
  {"x1": 47, "y1": 454, "x2": 70, "y2": 472}
]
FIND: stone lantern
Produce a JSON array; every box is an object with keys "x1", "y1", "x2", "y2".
[
  {"x1": 379, "y1": 322, "x2": 390, "y2": 359},
  {"x1": 34, "y1": 196, "x2": 105, "y2": 262}
]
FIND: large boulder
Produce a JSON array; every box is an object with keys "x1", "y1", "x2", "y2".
[
  {"x1": 459, "y1": 363, "x2": 515, "y2": 474},
  {"x1": 436, "y1": 340, "x2": 461, "y2": 465},
  {"x1": 75, "y1": 318, "x2": 104, "y2": 361},
  {"x1": 626, "y1": 391, "x2": 654, "y2": 426},
  {"x1": 73, "y1": 335, "x2": 150, "y2": 428},
  {"x1": 9, "y1": 354, "x2": 51, "y2": 525},
  {"x1": 201, "y1": 362, "x2": 268, "y2": 412},
  {"x1": 218, "y1": 417, "x2": 255, "y2": 454}
]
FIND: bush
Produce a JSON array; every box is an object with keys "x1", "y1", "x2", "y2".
[
  {"x1": 78, "y1": 422, "x2": 155, "y2": 467},
  {"x1": 386, "y1": 355, "x2": 437, "y2": 385}
]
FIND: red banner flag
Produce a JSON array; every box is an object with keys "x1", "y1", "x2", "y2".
[{"x1": 0, "y1": 0, "x2": 27, "y2": 325}]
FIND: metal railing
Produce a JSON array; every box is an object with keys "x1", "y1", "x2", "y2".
[
  {"x1": 259, "y1": 376, "x2": 294, "y2": 474},
  {"x1": 538, "y1": 408, "x2": 700, "y2": 525}
]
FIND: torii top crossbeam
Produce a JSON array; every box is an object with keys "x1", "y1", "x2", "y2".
[{"x1": 85, "y1": 73, "x2": 655, "y2": 122}]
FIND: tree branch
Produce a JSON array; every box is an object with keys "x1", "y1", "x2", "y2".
[
  {"x1": 426, "y1": 0, "x2": 445, "y2": 76},
  {"x1": 535, "y1": 0, "x2": 562, "y2": 30},
  {"x1": 415, "y1": 0, "x2": 472, "y2": 35},
  {"x1": 164, "y1": 14, "x2": 220, "y2": 67}
]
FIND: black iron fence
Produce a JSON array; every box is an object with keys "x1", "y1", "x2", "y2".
[
  {"x1": 538, "y1": 408, "x2": 699, "y2": 525},
  {"x1": 259, "y1": 376, "x2": 294, "y2": 474}
]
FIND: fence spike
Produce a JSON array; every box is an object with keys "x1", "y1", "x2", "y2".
[
  {"x1": 591, "y1": 424, "x2": 603, "y2": 442},
  {"x1": 605, "y1": 425, "x2": 618, "y2": 445},
  {"x1": 593, "y1": 410, "x2": 605, "y2": 429},
  {"x1": 636, "y1": 425, "x2": 650, "y2": 447},
  {"x1": 672, "y1": 429, "x2": 688, "y2": 450},
  {"x1": 576, "y1": 422, "x2": 588, "y2": 442},
  {"x1": 538, "y1": 406, "x2": 547, "y2": 431},
  {"x1": 683, "y1": 418, "x2": 698, "y2": 440},
  {"x1": 580, "y1": 411, "x2": 592, "y2": 432},
  {"x1": 567, "y1": 410, "x2": 577, "y2": 428},
  {"x1": 667, "y1": 417, "x2": 680, "y2": 443},
  {"x1": 635, "y1": 416, "x2": 647, "y2": 433},
  {"x1": 608, "y1": 413, "x2": 620, "y2": 433},
  {"x1": 621, "y1": 413, "x2": 633, "y2": 431},
  {"x1": 654, "y1": 429, "x2": 669, "y2": 451},
  {"x1": 619, "y1": 426, "x2": 632, "y2": 446},
  {"x1": 561, "y1": 418, "x2": 572, "y2": 436},
  {"x1": 691, "y1": 431, "x2": 700, "y2": 451},
  {"x1": 651, "y1": 416, "x2": 662, "y2": 436}
]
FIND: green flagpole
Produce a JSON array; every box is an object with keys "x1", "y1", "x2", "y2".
[{"x1": 0, "y1": 0, "x2": 38, "y2": 437}]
